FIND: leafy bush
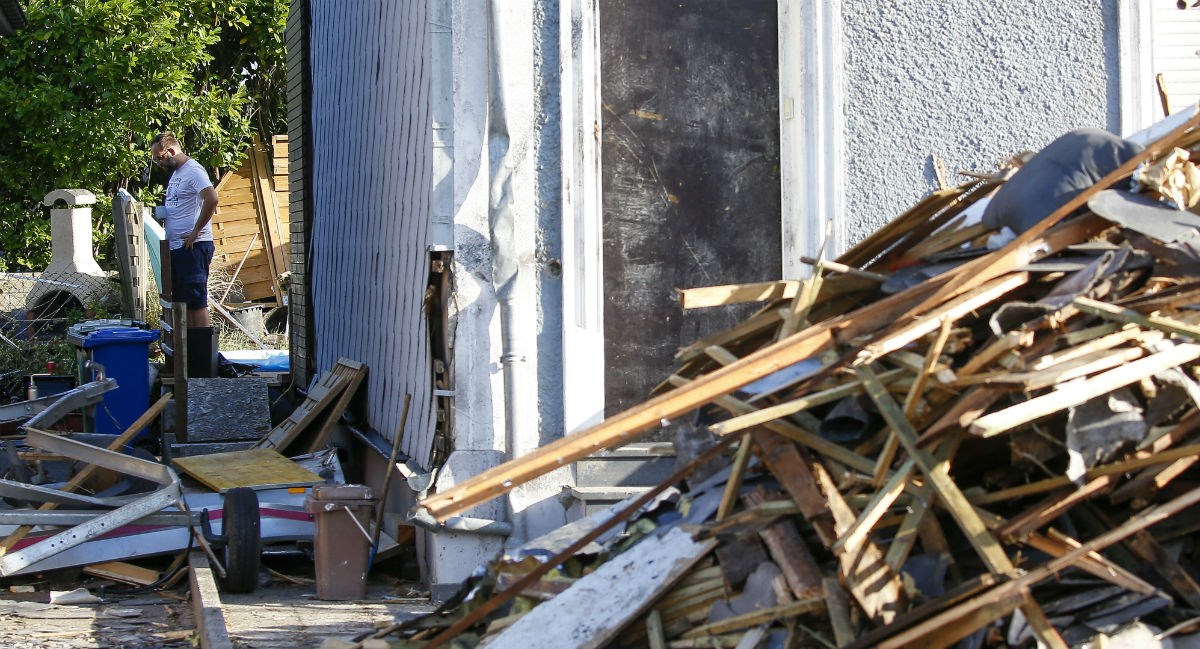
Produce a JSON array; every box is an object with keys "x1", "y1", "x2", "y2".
[{"x1": 0, "y1": 0, "x2": 288, "y2": 272}]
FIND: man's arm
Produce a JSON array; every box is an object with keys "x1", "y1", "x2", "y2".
[{"x1": 185, "y1": 186, "x2": 219, "y2": 249}]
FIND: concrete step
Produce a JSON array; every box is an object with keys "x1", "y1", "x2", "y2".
[
  {"x1": 574, "y1": 442, "x2": 676, "y2": 488},
  {"x1": 565, "y1": 485, "x2": 654, "y2": 517}
]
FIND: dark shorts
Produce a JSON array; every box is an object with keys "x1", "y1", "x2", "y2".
[{"x1": 170, "y1": 241, "x2": 214, "y2": 310}]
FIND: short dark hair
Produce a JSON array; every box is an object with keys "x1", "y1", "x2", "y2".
[{"x1": 150, "y1": 132, "x2": 181, "y2": 151}]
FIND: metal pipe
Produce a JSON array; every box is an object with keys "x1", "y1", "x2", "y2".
[
  {"x1": 487, "y1": 0, "x2": 535, "y2": 546},
  {"x1": 408, "y1": 507, "x2": 514, "y2": 537}
]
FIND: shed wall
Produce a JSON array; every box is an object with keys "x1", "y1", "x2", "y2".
[{"x1": 308, "y1": 0, "x2": 435, "y2": 461}]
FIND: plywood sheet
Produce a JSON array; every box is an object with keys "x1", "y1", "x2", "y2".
[{"x1": 172, "y1": 448, "x2": 321, "y2": 492}]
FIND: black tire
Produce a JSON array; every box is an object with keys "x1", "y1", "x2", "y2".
[{"x1": 218, "y1": 487, "x2": 261, "y2": 594}]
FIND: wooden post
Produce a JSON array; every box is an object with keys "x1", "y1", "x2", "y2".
[{"x1": 173, "y1": 302, "x2": 188, "y2": 444}]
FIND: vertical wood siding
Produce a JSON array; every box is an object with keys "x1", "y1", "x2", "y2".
[{"x1": 309, "y1": 1, "x2": 435, "y2": 462}]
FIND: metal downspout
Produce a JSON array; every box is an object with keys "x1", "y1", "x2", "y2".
[{"x1": 487, "y1": 0, "x2": 533, "y2": 546}]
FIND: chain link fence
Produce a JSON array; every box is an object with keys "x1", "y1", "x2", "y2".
[{"x1": 0, "y1": 270, "x2": 121, "y2": 401}]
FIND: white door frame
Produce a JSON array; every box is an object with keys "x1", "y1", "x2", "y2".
[
  {"x1": 560, "y1": 0, "x2": 606, "y2": 433},
  {"x1": 1118, "y1": 0, "x2": 1155, "y2": 136},
  {"x1": 778, "y1": 1, "x2": 846, "y2": 279}
]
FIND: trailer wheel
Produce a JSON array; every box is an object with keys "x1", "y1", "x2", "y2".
[{"x1": 218, "y1": 487, "x2": 261, "y2": 594}]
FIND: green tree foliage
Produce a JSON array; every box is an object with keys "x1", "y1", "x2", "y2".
[{"x1": 0, "y1": 0, "x2": 288, "y2": 271}]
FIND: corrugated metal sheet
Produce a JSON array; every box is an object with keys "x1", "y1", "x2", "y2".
[
  {"x1": 309, "y1": 1, "x2": 435, "y2": 463},
  {"x1": 1153, "y1": 1, "x2": 1200, "y2": 115}
]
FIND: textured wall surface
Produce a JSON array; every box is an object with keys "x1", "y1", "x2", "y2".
[
  {"x1": 308, "y1": 1, "x2": 435, "y2": 463},
  {"x1": 841, "y1": 0, "x2": 1121, "y2": 246}
]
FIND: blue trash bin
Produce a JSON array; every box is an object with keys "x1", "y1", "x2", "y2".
[{"x1": 68, "y1": 322, "x2": 160, "y2": 437}]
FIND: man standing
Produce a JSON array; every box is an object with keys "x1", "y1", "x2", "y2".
[{"x1": 150, "y1": 133, "x2": 218, "y2": 327}]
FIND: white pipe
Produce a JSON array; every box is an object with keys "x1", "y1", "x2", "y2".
[{"x1": 487, "y1": 0, "x2": 535, "y2": 546}]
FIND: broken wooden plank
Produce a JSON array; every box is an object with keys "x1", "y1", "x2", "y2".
[
  {"x1": 969, "y1": 343, "x2": 1200, "y2": 437},
  {"x1": 742, "y1": 486, "x2": 823, "y2": 600},
  {"x1": 752, "y1": 430, "x2": 907, "y2": 624},
  {"x1": 295, "y1": 359, "x2": 368, "y2": 454},
  {"x1": 678, "y1": 281, "x2": 798, "y2": 309},
  {"x1": 484, "y1": 527, "x2": 716, "y2": 649},
  {"x1": 253, "y1": 364, "x2": 351, "y2": 451}
]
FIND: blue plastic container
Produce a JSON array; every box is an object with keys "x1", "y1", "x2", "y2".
[{"x1": 69, "y1": 323, "x2": 160, "y2": 436}]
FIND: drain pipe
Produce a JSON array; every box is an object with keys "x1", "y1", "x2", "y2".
[
  {"x1": 409, "y1": 508, "x2": 514, "y2": 537},
  {"x1": 487, "y1": 0, "x2": 535, "y2": 547}
]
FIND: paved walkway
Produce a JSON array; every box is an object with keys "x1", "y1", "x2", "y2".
[
  {"x1": 0, "y1": 571, "x2": 434, "y2": 649},
  {"x1": 220, "y1": 580, "x2": 435, "y2": 649}
]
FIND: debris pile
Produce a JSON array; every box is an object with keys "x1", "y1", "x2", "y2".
[{"x1": 363, "y1": 109, "x2": 1200, "y2": 649}]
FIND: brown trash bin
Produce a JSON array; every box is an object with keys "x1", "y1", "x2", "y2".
[{"x1": 304, "y1": 484, "x2": 375, "y2": 600}]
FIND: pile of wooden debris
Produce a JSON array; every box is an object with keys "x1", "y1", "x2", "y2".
[{"x1": 378, "y1": 110, "x2": 1200, "y2": 649}]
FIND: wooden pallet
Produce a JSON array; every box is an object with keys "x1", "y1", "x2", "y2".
[{"x1": 253, "y1": 358, "x2": 366, "y2": 455}]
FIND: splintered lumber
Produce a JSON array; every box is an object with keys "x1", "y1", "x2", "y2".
[
  {"x1": 401, "y1": 110, "x2": 1200, "y2": 649},
  {"x1": 417, "y1": 281, "x2": 927, "y2": 521},
  {"x1": 874, "y1": 484, "x2": 1200, "y2": 649},
  {"x1": 857, "y1": 271, "x2": 1030, "y2": 363},
  {"x1": 254, "y1": 357, "x2": 365, "y2": 453},
  {"x1": 968, "y1": 343, "x2": 1200, "y2": 438},
  {"x1": 859, "y1": 365, "x2": 1015, "y2": 576},
  {"x1": 752, "y1": 430, "x2": 907, "y2": 624},
  {"x1": 741, "y1": 487, "x2": 823, "y2": 599},
  {"x1": 483, "y1": 527, "x2": 716, "y2": 649},
  {"x1": 296, "y1": 358, "x2": 367, "y2": 453}
]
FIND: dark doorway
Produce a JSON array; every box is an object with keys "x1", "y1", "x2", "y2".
[{"x1": 600, "y1": 0, "x2": 782, "y2": 416}]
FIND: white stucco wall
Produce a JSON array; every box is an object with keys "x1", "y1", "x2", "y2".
[
  {"x1": 840, "y1": 0, "x2": 1121, "y2": 246},
  {"x1": 428, "y1": 0, "x2": 571, "y2": 599}
]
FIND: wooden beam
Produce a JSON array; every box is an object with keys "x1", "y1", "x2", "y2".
[
  {"x1": 969, "y1": 343, "x2": 1200, "y2": 437},
  {"x1": 753, "y1": 430, "x2": 907, "y2": 624},
  {"x1": 678, "y1": 281, "x2": 798, "y2": 309}
]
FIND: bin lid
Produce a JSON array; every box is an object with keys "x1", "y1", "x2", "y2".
[
  {"x1": 312, "y1": 484, "x2": 373, "y2": 501},
  {"x1": 73, "y1": 325, "x2": 160, "y2": 348}
]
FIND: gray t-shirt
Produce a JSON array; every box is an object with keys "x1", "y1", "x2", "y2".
[{"x1": 164, "y1": 158, "x2": 215, "y2": 250}]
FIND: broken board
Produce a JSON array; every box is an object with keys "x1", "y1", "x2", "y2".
[
  {"x1": 253, "y1": 358, "x2": 365, "y2": 453},
  {"x1": 172, "y1": 448, "x2": 321, "y2": 492},
  {"x1": 483, "y1": 526, "x2": 717, "y2": 649}
]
